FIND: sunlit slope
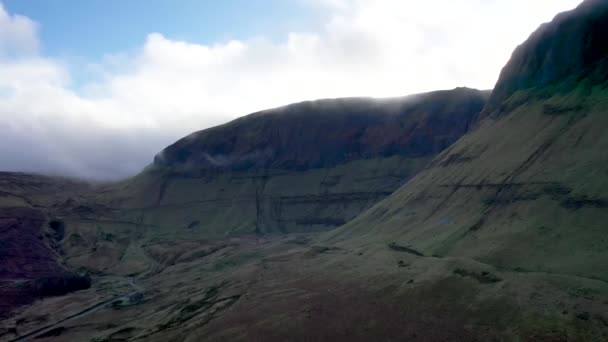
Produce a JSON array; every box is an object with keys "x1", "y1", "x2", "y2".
[{"x1": 326, "y1": 0, "x2": 608, "y2": 281}]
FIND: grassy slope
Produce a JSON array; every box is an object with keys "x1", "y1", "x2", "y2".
[
  {"x1": 3, "y1": 234, "x2": 607, "y2": 341},
  {"x1": 326, "y1": 84, "x2": 608, "y2": 281},
  {"x1": 105, "y1": 156, "x2": 429, "y2": 236},
  {"x1": 52, "y1": 89, "x2": 486, "y2": 274},
  {"x1": 51, "y1": 156, "x2": 428, "y2": 275}
]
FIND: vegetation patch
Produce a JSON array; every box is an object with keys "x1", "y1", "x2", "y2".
[
  {"x1": 294, "y1": 217, "x2": 347, "y2": 226},
  {"x1": 397, "y1": 260, "x2": 410, "y2": 268},
  {"x1": 387, "y1": 242, "x2": 424, "y2": 256},
  {"x1": 29, "y1": 274, "x2": 91, "y2": 297},
  {"x1": 305, "y1": 245, "x2": 342, "y2": 257},
  {"x1": 468, "y1": 218, "x2": 484, "y2": 232},
  {"x1": 154, "y1": 282, "x2": 240, "y2": 332},
  {"x1": 542, "y1": 103, "x2": 584, "y2": 115},
  {"x1": 542, "y1": 183, "x2": 572, "y2": 199},
  {"x1": 453, "y1": 269, "x2": 502, "y2": 284},
  {"x1": 438, "y1": 153, "x2": 475, "y2": 167},
  {"x1": 35, "y1": 327, "x2": 67, "y2": 339},
  {"x1": 187, "y1": 220, "x2": 200, "y2": 229},
  {"x1": 560, "y1": 196, "x2": 608, "y2": 210},
  {"x1": 47, "y1": 220, "x2": 65, "y2": 241}
]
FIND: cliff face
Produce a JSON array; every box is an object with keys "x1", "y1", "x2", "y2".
[
  {"x1": 485, "y1": 0, "x2": 608, "y2": 114},
  {"x1": 106, "y1": 88, "x2": 488, "y2": 240},
  {"x1": 328, "y1": 0, "x2": 608, "y2": 280},
  {"x1": 155, "y1": 88, "x2": 487, "y2": 171}
]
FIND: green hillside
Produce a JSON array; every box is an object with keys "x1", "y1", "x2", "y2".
[{"x1": 326, "y1": 0, "x2": 608, "y2": 282}]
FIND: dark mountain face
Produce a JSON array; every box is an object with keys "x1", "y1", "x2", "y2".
[
  {"x1": 485, "y1": 0, "x2": 608, "y2": 114},
  {"x1": 154, "y1": 88, "x2": 488, "y2": 171}
]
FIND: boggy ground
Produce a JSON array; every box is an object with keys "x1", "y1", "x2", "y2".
[{"x1": 1, "y1": 234, "x2": 606, "y2": 342}]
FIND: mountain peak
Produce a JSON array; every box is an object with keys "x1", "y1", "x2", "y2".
[{"x1": 485, "y1": 0, "x2": 608, "y2": 114}]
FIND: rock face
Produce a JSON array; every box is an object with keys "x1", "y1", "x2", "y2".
[
  {"x1": 486, "y1": 0, "x2": 608, "y2": 114},
  {"x1": 328, "y1": 0, "x2": 608, "y2": 280},
  {"x1": 103, "y1": 88, "x2": 488, "y2": 241},
  {"x1": 155, "y1": 88, "x2": 488, "y2": 171}
]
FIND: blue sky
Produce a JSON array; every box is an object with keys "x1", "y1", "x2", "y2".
[
  {"x1": 0, "y1": 0, "x2": 583, "y2": 179},
  {"x1": 3, "y1": 0, "x2": 318, "y2": 58}
]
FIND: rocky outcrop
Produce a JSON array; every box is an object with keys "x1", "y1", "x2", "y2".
[{"x1": 485, "y1": 0, "x2": 608, "y2": 114}]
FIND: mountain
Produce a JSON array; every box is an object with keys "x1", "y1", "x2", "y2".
[
  {"x1": 0, "y1": 88, "x2": 487, "y2": 322},
  {"x1": 2, "y1": 1, "x2": 608, "y2": 341},
  {"x1": 97, "y1": 88, "x2": 487, "y2": 241},
  {"x1": 326, "y1": 0, "x2": 608, "y2": 281}
]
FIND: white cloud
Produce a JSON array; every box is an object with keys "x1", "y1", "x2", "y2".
[
  {"x1": 0, "y1": 0, "x2": 583, "y2": 180},
  {"x1": 0, "y1": 2, "x2": 38, "y2": 56}
]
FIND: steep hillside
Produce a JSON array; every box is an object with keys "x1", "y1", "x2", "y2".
[
  {"x1": 96, "y1": 88, "x2": 487, "y2": 241},
  {"x1": 327, "y1": 0, "x2": 608, "y2": 281}
]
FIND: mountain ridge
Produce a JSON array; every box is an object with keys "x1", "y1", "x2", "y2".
[{"x1": 153, "y1": 87, "x2": 489, "y2": 172}]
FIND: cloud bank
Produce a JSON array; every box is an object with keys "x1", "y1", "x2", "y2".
[{"x1": 0, "y1": 0, "x2": 582, "y2": 180}]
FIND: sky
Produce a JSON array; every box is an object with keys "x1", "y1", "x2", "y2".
[{"x1": 0, "y1": 0, "x2": 583, "y2": 180}]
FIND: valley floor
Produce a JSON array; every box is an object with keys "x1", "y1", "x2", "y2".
[{"x1": 1, "y1": 233, "x2": 607, "y2": 342}]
